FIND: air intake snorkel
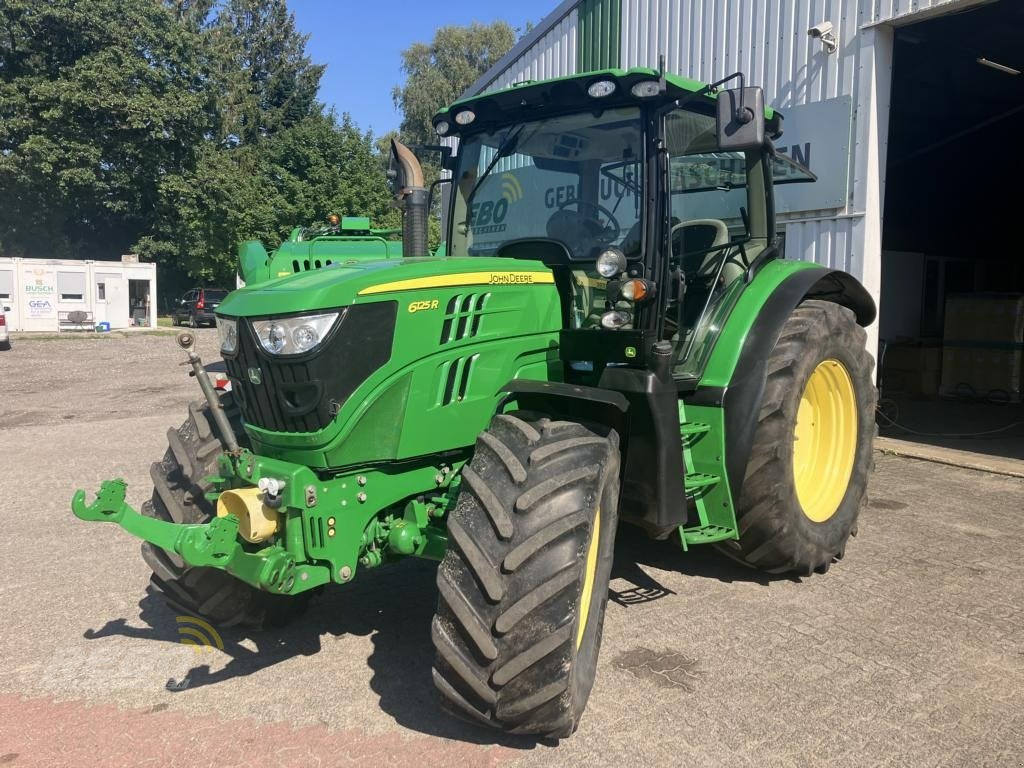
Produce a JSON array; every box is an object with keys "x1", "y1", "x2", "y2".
[{"x1": 389, "y1": 139, "x2": 430, "y2": 258}]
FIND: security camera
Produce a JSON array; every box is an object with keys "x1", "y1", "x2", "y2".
[
  {"x1": 808, "y1": 21, "x2": 838, "y2": 54},
  {"x1": 808, "y1": 21, "x2": 833, "y2": 38}
]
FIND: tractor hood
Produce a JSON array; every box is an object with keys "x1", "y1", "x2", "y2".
[{"x1": 218, "y1": 256, "x2": 553, "y2": 317}]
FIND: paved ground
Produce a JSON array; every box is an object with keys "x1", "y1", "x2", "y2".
[{"x1": 1, "y1": 332, "x2": 1022, "y2": 767}]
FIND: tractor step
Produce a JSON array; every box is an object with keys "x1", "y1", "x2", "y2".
[
  {"x1": 684, "y1": 472, "x2": 720, "y2": 494},
  {"x1": 679, "y1": 524, "x2": 737, "y2": 547},
  {"x1": 679, "y1": 421, "x2": 711, "y2": 437}
]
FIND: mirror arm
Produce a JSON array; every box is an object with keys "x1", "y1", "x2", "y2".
[{"x1": 426, "y1": 177, "x2": 451, "y2": 215}]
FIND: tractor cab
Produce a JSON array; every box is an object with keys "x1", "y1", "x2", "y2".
[{"x1": 433, "y1": 68, "x2": 815, "y2": 384}]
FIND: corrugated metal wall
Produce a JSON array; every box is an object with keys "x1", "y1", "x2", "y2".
[
  {"x1": 478, "y1": 9, "x2": 579, "y2": 92},
  {"x1": 468, "y1": 0, "x2": 973, "y2": 306},
  {"x1": 618, "y1": 0, "x2": 866, "y2": 272},
  {"x1": 578, "y1": 0, "x2": 622, "y2": 71},
  {"x1": 867, "y1": 0, "x2": 985, "y2": 25}
]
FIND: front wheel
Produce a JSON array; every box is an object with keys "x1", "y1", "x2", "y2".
[
  {"x1": 717, "y1": 300, "x2": 876, "y2": 574},
  {"x1": 432, "y1": 412, "x2": 620, "y2": 737},
  {"x1": 141, "y1": 395, "x2": 309, "y2": 628}
]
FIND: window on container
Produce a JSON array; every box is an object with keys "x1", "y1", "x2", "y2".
[
  {"x1": 0, "y1": 270, "x2": 13, "y2": 300},
  {"x1": 57, "y1": 271, "x2": 86, "y2": 301},
  {"x1": 95, "y1": 273, "x2": 118, "y2": 302}
]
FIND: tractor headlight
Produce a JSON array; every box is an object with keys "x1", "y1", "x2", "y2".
[
  {"x1": 218, "y1": 317, "x2": 238, "y2": 354},
  {"x1": 596, "y1": 247, "x2": 628, "y2": 278},
  {"x1": 587, "y1": 79, "x2": 617, "y2": 98},
  {"x1": 252, "y1": 311, "x2": 339, "y2": 356},
  {"x1": 631, "y1": 80, "x2": 663, "y2": 98},
  {"x1": 600, "y1": 310, "x2": 632, "y2": 330}
]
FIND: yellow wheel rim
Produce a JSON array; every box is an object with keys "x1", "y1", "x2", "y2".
[
  {"x1": 793, "y1": 359, "x2": 858, "y2": 523},
  {"x1": 576, "y1": 507, "x2": 601, "y2": 650}
]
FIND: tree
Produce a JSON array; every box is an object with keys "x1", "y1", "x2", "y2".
[
  {"x1": 1, "y1": 0, "x2": 400, "y2": 285},
  {"x1": 211, "y1": 0, "x2": 325, "y2": 145},
  {"x1": 392, "y1": 22, "x2": 516, "y2": 148},
  {"x1": 0, "y1": 0, "x2": 216, "y2": 259},
  {"x1": 137, "y1": 111, "x2": 398, "y2": 283}
]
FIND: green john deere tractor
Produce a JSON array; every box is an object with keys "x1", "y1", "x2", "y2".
[{"x1": 73, "y1": 66, "x2": 876, "y2": 737}]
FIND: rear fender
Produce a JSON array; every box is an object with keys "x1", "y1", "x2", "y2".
[{"x1": 689, "y1": 265, "x2": 876, "y2": 502}]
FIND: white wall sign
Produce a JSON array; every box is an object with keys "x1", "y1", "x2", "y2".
[{"x1": 771, "y1": 95, "x2": 853, "y2": 214}]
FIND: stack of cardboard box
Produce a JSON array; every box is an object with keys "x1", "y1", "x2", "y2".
[
  {"x1": 940, "y1": 293, "x2": 1024, "y2": 402},
  {"x1": 882, "y1": 340, "x2": 943, "y2": 398}
]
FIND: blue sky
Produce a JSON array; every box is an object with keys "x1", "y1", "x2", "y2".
[{"x1": 290, "y1": 0, "x2": 559, "y2": 137}]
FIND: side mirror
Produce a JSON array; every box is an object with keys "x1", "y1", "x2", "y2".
[
  {"x1": 412, "y1": 144, "x2": 456, "y2": 172},
  {"x1": 717, "y1": 87, "x2": 766, "y2": 151}
]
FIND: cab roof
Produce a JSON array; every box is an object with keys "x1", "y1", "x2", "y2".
[{"x1": 433, "y1": 67, "x2": 781, "y2": 138}]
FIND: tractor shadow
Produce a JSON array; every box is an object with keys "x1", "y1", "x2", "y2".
[
  {"x1": 83, "y1": 565, "x2": 543, "y2": 750},
  {"x1": 610, "y1": 522, "x2": 800, "y2": 590},
  {"x1": 81, "y1": 525, "x2": 797, "y2": 748}
]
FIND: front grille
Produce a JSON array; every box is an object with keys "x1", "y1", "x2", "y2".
[{"x1": 224, "y1": 302, "x2": 397, "y2": 433}]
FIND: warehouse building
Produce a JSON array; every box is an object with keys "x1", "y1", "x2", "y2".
[
  {"x1": 0, "y1": 256, "x2": 157, "y2": 332},
  {"x1": 456, "y1": 0, "x2": 1024, "y2": 457}
]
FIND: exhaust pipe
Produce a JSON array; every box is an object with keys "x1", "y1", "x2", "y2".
[{"x1": 390, "y1": 139, "x2": 430, "y2": 258}]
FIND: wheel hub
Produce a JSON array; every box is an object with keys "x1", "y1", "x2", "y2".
[{"x1": 793, "y1": 359, "x2": 858, "y2": 523}]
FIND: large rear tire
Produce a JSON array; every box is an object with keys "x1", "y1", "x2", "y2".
[
  {"x1": 432, "y1": 412, "x2": 620, "y2": 737},
  {"x1": 717, "y1": 300, "x2": 876, "y2": 574},
  {"x1": 140, "y1": 394, "x2": 308, "y2": 628}
]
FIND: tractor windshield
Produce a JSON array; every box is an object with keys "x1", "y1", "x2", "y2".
[{"x1": 448, "y1": 107, "x2": 644, "y2": 260}]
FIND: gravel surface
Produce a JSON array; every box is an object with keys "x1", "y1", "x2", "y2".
[
  {"x1": 0, "y1": 331, "x2": 1021, "y2": 768},
  {"x1": 0, "y1": 329, "x2": 220, "y2": 429}
]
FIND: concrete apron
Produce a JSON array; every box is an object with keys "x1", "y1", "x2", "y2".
[{"x1": 875, "y1": 437, "x2": 1024, "y2": 479}]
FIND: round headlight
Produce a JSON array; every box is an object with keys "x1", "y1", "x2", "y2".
[
  {"x1": 266, "y1": 323, "x2": 287, "y2": 353},
  {"x1": 587, "y1": 79, "x2": 617, "y2": 98},
  {"x1": 631, "y1": 80, "x2": 663, "y2": 98},
  {"x1": 454, "y1": 110, "x2": 476, "y2": 126},
  {"x1": 596, "y1": 247, "x2": 628, "y2": 278},
  {"x1": 291, "y1": 324, "x2": 320, "y2": 353},
  {"x1": 435, "y1": 120, "x2": 450, "y2": 137},
  {"x1": 600, "y1": 310, "x2": 632, "y2": 330}
]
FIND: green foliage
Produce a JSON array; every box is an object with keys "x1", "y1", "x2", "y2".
[
  {"x1": 0, "y1": 0, "x2": 215, "y2": 260},
  {"x1": 0, "y1": 0, "x2": 396, "y2": 285},
  {"x1": 392, "y1": 21, "x2": 517, "y2": 148}
]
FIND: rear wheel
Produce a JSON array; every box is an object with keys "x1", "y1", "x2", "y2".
[
  {"x1": 717, "y1": 300, "x2": 876, "y2": 574},
  {"x1": 141, "y1": 394, "x2": 308, "y2": 628},
  {"x1": 432, "y1": 412, "x2": 620, "y2": 737}
]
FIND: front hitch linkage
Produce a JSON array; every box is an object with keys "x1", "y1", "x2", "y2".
[{"x1": 70, "y1": 479, "x2": 297, "y2": 593}]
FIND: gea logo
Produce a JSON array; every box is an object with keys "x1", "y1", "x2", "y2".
[{"x1": 29, "y1": 300, "x2": 52, "y2": 310}]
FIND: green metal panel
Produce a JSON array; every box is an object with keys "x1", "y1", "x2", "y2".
[
  {"x1": 577, "y1": 0, "x2": 621, "y2": 72},
  {"x1": 697, "y1": 259, "x2": 822, "y2": 389}
]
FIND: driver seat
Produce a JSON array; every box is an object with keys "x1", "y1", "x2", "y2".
[{"x1": 671, "y1": 219, "x2": 731, "y2": 280}]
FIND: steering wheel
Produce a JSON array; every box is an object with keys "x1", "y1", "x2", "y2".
[{"x1": 552, "y1": 199, "x2": 621, "y2": 243}]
